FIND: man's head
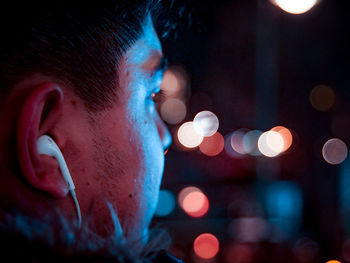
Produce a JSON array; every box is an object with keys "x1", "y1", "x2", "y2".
[{"x1": 0, "y1": 2, "x2": 171, "y2": 244}]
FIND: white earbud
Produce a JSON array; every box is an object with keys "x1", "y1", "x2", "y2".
[
  {"x1": 37, "y1": 135, "x2": 81, "y2": 228},
  {"x1": 37, "y1": 135, "x2": 75, "y2": 191}
]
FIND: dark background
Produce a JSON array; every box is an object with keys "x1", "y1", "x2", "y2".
[{"x1": 152, "y1": 0, "x2": 350, "y2": 262}]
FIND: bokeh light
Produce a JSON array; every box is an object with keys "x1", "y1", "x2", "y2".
[
  {"x1": 178, "y1": 186, "x2": 201, "y2": 206},
  {"x1": 266, "y1": 181, "x2": 303, "y2": 237},
  {"x1": 258, "y1": 131, "x2": 284, "y2": 157},
  {"x1": 193, "y1": 111, "x2": 219, "y2": 137},
  {"x1": 161, "y1": 66, "x2": 188, "y2": 98},
  {"x1": 322, "y1": 138, "x2": 348, "y2": 165},
  {"x1": 224, "y1": 133, "x2": 241, "y2": 158},
  {"x1": 155, "y1": 190, "x2": 176, "y2": 217},
  {"x1": 310, "y1": 85, "x2": 335, "y2": 111},
  {"x1": 230, "y1": 129, "x2": 247, "y2": 155},
  {"x1": 199, "y1": 132, "x2": 224, "y2": 156},
  {"x1": 242, "y1": 130, "x2": 262, "y2": 156},
  {"x1": 160, "y1": 98, "x2": 187, "y2": 125},
  {"x1": 271, "y1": 0, "x2": 318, "y2": 14},
  {"x1": 178, "y1": 186, "x2": 209, "y2": 218},
  {"x1": 193, "y1": 233, "x2": 219, "y2": 259},
  {"x1": 271, "y1": 126, "x2": 293, "y2": 152},
  {"x1": 182, "y1": 192, "x2": 209, "y2": 218},
  {"x1": 326, "y1": 261, "x2": 341, "y2": 263},
  {"x1": 266, "y1": 130, "x2": 284, "y2": 153},
  {"x1": 228, "y1": 217, "x2": 268, "y2": 242},
  {"x1": 177, "y1": 122, "x2": 203, "y2": 148}
]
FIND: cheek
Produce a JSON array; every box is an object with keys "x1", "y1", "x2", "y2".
[{"x1": 127, "y1": 109, "x2": 165, "y2": 201}]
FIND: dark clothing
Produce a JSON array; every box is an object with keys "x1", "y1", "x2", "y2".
[{"x1": 0, "y1": 210, "x2": 184, "y2": 263}]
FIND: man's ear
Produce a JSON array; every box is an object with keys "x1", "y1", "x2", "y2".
[{"x1": 17, "y1": 82, "x2": 69, "y2": 199}]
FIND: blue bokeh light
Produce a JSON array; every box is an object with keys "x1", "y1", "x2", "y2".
[
  {"x1": 266, "y1": 181, "x2": 303, "y2": 238},
  {"x1": 155, "y1": 190, "x2": 176, "y2": 217}
]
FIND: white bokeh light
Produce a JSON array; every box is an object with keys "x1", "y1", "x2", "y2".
[
  {"x1": 224, "y1": 133, "x2": 241, "y2": 158},
  {"x1": 266, "y1": 130, "x2": 284, "y2": 153},
  {"x1": 160, "y1": 98, "x2": 187, "y2": 125},
  {"x1": 193, "y1": 111, "x2": 219, "y2": 137},
  {"x1": 322, "y1": 138, "x2": 348, "y2": 165},
  {"x1": 258, "y1": 131, "x2": 284, "y2": 157},
  {"x1": 230, "y1": 130, "x2": 247, "y2": 155},
  {"x1": 177, "y1": 122, "x2": 203, "y2": 148},
  {"x1": 242, "y1": 130, "x2": 262, "y2": 156},
  {"x1": 272, "y1": 0, "x2": 318, "y2": 14}
]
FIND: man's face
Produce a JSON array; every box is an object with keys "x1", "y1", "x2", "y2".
[{"x1": 64, "y1": 15, "x2": 171, "y2": 241}]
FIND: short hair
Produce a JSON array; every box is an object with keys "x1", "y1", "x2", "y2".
[{"x1": 0, "y1": 1, "x2": 162, "y2": 112}]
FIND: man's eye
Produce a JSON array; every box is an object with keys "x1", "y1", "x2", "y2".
[{"x1": 151, "y1": 90, "x2": 166, "y2": 103}]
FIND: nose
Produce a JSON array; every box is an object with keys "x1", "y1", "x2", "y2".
[{"x1": 156, "y1": 113, "x2": 172, "y2": 151}]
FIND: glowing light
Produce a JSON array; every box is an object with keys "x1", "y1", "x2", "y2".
[
  {"x1": 322, "y1": 138, "x2": 348, "y2": 165},
  {"x1": 266, "y1": 181, "x2": 303, "y2": 218},
  {"x1": 178, "y1": 186, "x2": 209, "y2": 218},
  {"x1": 199, "y1": 132, "x2": 224, "y2": 156},
  {"x1": 310, "y1": 85, "x2": 335, "y2": 111},
  {"x1": 193, "y1": 111, "x2": 219, "y2": 137},
  {"x1": 177, "y1": 122, "x2": 203, "y2": 148},
  {"x1": 160, "y1": 98, "x2": 187, "y2": 124},
  {"x1": 266, "y1": 181, "x2": 303, "y2": 237},
  {"x1": 193, "y1": 233, "x2": 219, "y2": 259},
  {"x1": 272, "y1": 0, "x2": 318, "y2": 14},
  {"x1": 242, "y1": 130, "x2": 262, "y2": 156},
  {"x1": 271, "y1": 126, "x2": 293, "y2": 152},
  {"x1": 258, "y1": 131, "x2": 284, "y2": 157},
  {"x1": 183, "y1": 192, "x2": 209, "y2": 217},
  {"x1": 267, "y1": 131, "x2": 284, "y2": 152},
  {"x1": 230, "y1": 130, "x2": 246, "y2": 155},
  {"x1": 178, "y1": 186, "x2": 201, "y2": 205},
  {"x1": 161, "y1": 66, "x2": 188, "y2": 98},
  {"x1": 224, "y1": 133, "x2": 241, "y2": 158},
  {"x1": 326, "y1": 261, "x2": 341, "y2": 263},
  {"x1": 155, "y1": 190, "x2": 176, "y2": 217}
]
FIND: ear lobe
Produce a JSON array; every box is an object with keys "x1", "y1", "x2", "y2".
[{"x1": 17, "y1": 83, "x2": 69, "y2": 199}]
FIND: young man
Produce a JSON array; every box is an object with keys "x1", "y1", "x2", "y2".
[{"x1": 0, "y1": 2, "x2": 178, "y2": 262}]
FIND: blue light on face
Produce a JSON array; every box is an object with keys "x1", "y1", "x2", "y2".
[{"x1": 155, "y1": 190, "x2": 176, "y2": 217}]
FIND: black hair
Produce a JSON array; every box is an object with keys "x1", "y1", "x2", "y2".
[{"x1": 0, "y1": 1, "x2": 161, "y2": 112}]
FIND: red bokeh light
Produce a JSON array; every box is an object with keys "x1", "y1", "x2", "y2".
[
  {"x1": 193, "y1": 233, "x2": 220, "y2": 259},
  {"x1": 199, "y1": 132, "x2": 224, "y2": 156},
  {"x1": 182, "y1": 191, "x2": 209, "y2": 218}
]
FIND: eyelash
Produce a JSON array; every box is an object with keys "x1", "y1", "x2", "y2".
[
  {"x1": 149, "y1": 57, "x2": 168, "y2": 104},
  {"x1": 151, "y1": 89, "x2": 166, "y2": 103}
]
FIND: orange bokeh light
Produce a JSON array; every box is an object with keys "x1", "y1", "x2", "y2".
[
  {"x1": 199, "y1": 132, "x2": 224, "y2": 156},
  {"x1": 194, "y1": 233, "x2": 220, "y2": 259},
  {"x1": 271, "y1": 126, "x2": 293, "y2": 152},
  {"x1": 326, "y1": 260, "x2": 341, "y2": 263}
]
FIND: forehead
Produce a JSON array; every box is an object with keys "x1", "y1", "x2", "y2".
[{"x1": 125, "y1": 14, "x2": 162, "y2": 65}]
